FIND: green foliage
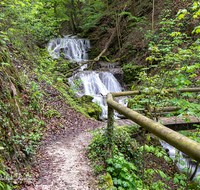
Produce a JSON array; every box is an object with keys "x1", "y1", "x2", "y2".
[
  {"x1": 69, "y1": 79, "x2": 83, "y2": 95},
  {"x1": 28, "y1": 81, "x2": 44, "y2": 113},
  {"x1": 80, "y1": 1, "x2": 105, "y2": 31},
  {"x1": 87, "y1": 125, "x2": 143, "y2": 188},
  {"x1": 45, "y1": 108, "x2": 61, "y2": 118},
  {"x1": 127, "y1": 1, "x2": 200, "y2": 119},
  {"x1": 0, "y1": 170, "x2": 12, "y2": 190},
  {"x1": 122, "y1": 64, "x2": 143, "y2": 84},
  {"x1": 106, "y1": 153, "x2": 137, "y2": 190}
]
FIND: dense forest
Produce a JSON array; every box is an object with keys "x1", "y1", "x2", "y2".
[{"x1": 0, "y1": 0, "x2": 200, "y2": 189}]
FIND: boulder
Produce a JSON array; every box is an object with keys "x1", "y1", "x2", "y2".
[
  {"x1": 79, "y1": 95, "x2": 94, "y2": 102},
  {"x1": 79, "y1": 95, "x2": 102, "y2": 120}
]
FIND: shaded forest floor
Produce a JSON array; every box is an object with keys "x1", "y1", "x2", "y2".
[{"x1": 14, "y1": 79, "x2": 103, "y2": 190}]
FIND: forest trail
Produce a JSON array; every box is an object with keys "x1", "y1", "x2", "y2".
[
  {"x1": 35, "y1": 123, "x2": 104, "y2": 190},
  {"x1": 29, "y1": 81, "x2": 199, "y2": 190},
  {"x1": 29, "y1": 81, "x2": 104, "y2": 190}
]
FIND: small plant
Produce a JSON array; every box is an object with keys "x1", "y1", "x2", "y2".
[
  {"x1": 0, "y1": 170, "x2": 12, "y2": 190},
  {"x1": 45, "y1": 108, "x2": 61, "y2": 118},
  {"x1": 69, "y1": 79, "x2": 83, "y2": 95},
  {"x1": 106, "y1": 153, "x2": 138, "y2": 190}
]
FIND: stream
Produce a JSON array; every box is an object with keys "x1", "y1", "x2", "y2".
[
  {"x1": 160, "y1": 140, "x2": 200, "y2": 181},
  {"x1": 48, "y1": 35, "x2": 126, "y2": 118}
]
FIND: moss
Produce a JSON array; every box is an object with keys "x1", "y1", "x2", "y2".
[
  {"x1": 86, "y1": 102, "x2": 102, "y2": 120},
  {"x1": 78, "y1": 95, "x2": 102, "y2": 120},
  {"x1": 66, "y1": 72, "x2": 73, "y2": 78},
  {"x1": 79, "y1": 95, "x2": 94, "y2": 103},
  {"x1": 88, "y1": 47, "x2": 101, "y2": 60}
]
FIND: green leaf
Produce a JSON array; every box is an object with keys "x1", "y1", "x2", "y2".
[
  {"x1": 158, "y1": 170, "x2": 167, "y2": 178},
  {"x1": 1, "y1": 62, "x2": 10, "y2": 66},
  {"x1": 0, "y1": 170, "x2": 6, "y2": 175},
  {"x1": 178, "y1": 14, "x2": 185, "y2": 19},
  {"x1": 164, "y1": 155, "x2": 171, "y2": 162},
  {"x1": 0, "y1": 182, "x2": 6, "y2": 188},
  {"x1": 145, "y1": 145, "x2": 150, "y2": 152},
  {"x1": 106, "y1": 167, "x2": 114, "y2": 173},
  {"x1": 114, "y1": 163, "x2": 122, "y2": 169},
  {"x1": 165, "y1": 176, "x2": 171, "y2": 181},
  {"x1": 6, "y1": 184, "x2": 12, "y2": 190},
  {"x1": 180, "y1": 179, "x2": 186, "y2": 186},
  {"x1": 156, "y1": 152, "x2": 163, "y2": 157},
  {"x1": 174, "y1": 177, "x2": 179, "y2": 184}
]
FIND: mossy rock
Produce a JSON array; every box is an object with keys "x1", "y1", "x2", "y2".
[
  {"x1": 65, "y1": 72, "x2": 73, "y2": 78},
  {"x1": 86, "y1": 102, "x2": 102, "y2": 120},
  {"x1": 79, "y1": 95, "x2": 102, "y2": 120},
  {"x1": 79, "y1": 95, "x2": 94, "y2": 103}
]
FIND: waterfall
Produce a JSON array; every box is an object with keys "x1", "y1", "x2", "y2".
[
  {"x1": 48, "y1": 35, "x2": 126, "y2": 118},
  {"x1": 48, "y1": 35, "x2": 90, "y2": 70},
  {"x1": 68, "y1": 71, "x2": 124, "y2": 118}
]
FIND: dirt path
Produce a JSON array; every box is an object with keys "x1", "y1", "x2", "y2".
[
  {"x1": 27, "y1": 82, "x2": 104, "y2": 190},
  {"x1": 35, "y1": 124, "x2": 103, "y2": 190}
]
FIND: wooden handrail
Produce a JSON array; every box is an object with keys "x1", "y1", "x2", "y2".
[{"x1": 106, "y1": 88, "x2": 200, "y2": 160}]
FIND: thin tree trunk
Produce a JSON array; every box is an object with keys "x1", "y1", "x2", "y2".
[
  {"x1": 116, "y1": 13, "x2": 121, "y2": 53},
  {"x1": 78, "y1": 0, "x2": 81, "y2": 10},
  {"x1": 54, "y1": 1, "x2": 58, "y2": 19},
  {"x1": 152, "y1": 0, "x2": 154, "y2": 31},
  {"x1": 71, "y1": 0, "x2": 79, "y2": 28},
  {"x1": 131, "y1": 0, "x2": 135, "y2": 16},
  {"x1": 69, "y1": 12, "x2": 76, "y2": 34}
]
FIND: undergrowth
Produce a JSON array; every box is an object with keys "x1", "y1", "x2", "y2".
[{"x1": 87, "y1": 123, "x2": 200, "y2": 189}]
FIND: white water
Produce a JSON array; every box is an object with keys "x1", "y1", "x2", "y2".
[
  {"x1": 68, "y1": 71, "x2": 125, "y2": 118},
  {"x1": 48, "y1": 35, "x2": 126, "y2": 118},
  {"x1": 160, "y1": 140, "x2": 200, "y2": 181},
  {"x1": 48, "y1": 35, "x2": 90, "y2": 70}
]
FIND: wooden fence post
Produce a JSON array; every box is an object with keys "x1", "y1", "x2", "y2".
[{"x1": 107, "y1": 105, "x2": 114, "y2": 158}]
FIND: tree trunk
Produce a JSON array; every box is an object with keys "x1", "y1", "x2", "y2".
[
  {"x1": 54, "y1": 1, "x2": 58, "y2": 19},
  {"x1": 78, "y1": 0, "x2": 81, "y2": 10},
  {"x1": 71, "y1": 0, "x2": 79, "y2": 32},
  {"x1": 152, "y1": 0, "x2": 154, "y2": 31},
  {"x1": 69, "y1": 12, "x2": 76, "y2": 34},
  {"x1": 131, "y1": 0, "x2": 135, "y2": 16}
]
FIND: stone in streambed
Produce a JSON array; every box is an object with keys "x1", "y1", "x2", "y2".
[{"x1": 79, "y1": 95, "x2": 102, "y2": 120}]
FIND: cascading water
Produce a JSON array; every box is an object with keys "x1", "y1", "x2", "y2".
[
  {"x1": 48, "y1": 35, "x2": 90, "y2": 70},
  {"x1": 68, "y1": 71, "x2": 124, "y2": 118},
  {"x1": 160, "y1": 140, "x2": 200, "y2": 181},
  {"x1": 48, "y1": 35, "x2": 126, "y2": 118}
]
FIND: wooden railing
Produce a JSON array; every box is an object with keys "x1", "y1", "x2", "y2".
[{"x1": 106, "y1": 88, "x2": 200, "y2": 161}]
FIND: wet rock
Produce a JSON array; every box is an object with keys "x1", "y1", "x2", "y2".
[
  {"x1": 97, "y1": 61, "x2": 120, "y2": 68},
  {"x1": 108, "y1": 68, "x2": 124, "y2": 85}
]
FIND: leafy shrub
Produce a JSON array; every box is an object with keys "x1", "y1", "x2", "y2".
[{"x1": 106, "y1": 153, "x2": 138, "y2": 190}]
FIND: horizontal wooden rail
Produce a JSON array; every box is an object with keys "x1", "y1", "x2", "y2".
[
  {"x1": 111, "y1": 88, "x2": 200, "y2": 97},
  {"x1": 106, "y1": 88, "x2": 200, "y2": 161}
]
